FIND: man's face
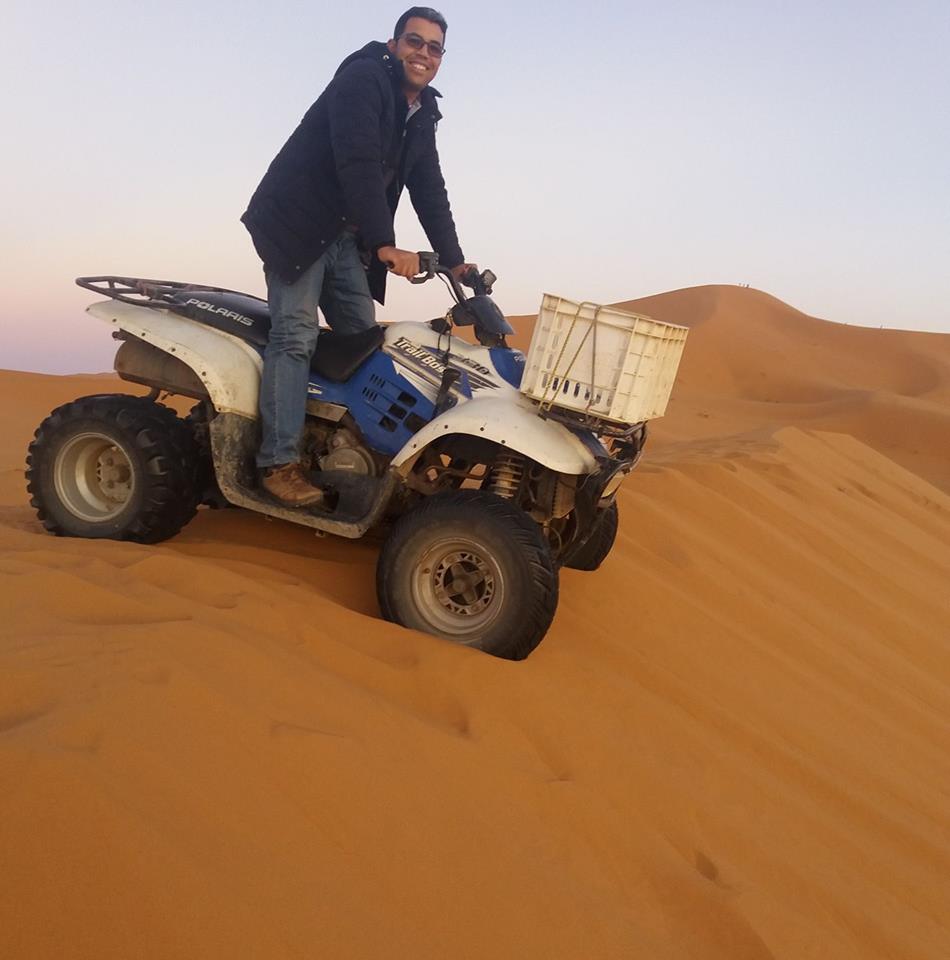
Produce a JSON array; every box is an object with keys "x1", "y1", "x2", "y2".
[{"x1": 387, "y1": 16, "x2": 444, "y2": 94}]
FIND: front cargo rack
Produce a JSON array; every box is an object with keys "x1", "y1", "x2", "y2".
[{"x1": 521, "y1": 294, "x2": 688, "y2": 425}]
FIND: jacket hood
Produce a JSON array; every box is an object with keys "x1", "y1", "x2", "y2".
[{"x1": 334, "y1": 40, "x2": 442, "y2": 100}]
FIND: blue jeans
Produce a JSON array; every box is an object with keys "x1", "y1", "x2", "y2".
[{"x1": 257, "y1": 232, "x2": 375, "y2": 468}]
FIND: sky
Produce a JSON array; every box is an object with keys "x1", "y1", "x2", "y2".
[{"x1": 2, "y1": 0, "x2": 948, "y2": 373}]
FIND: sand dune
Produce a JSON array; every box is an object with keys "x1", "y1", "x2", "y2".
[
  {"x1": 627, "y1": 286, "x2": 950, "y2": 489},
  {"x1": 1, "y1": 286, "x2": 949, "y2": 959}
]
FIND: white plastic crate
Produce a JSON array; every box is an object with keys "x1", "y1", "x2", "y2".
[{"x1": 520, "y1": 294, "x2": 688, "y2": 424}]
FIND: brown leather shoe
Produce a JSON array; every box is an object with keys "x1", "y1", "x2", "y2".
[{"x1": 261, "y1": 463, "x2": 327, "y2": 508}]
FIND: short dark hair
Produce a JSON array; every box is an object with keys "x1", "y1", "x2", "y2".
[{"x1": 393, "y1": 7, "x2": 448, "y2": 41}]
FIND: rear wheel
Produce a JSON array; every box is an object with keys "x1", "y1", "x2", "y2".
[
  {"x1": 377, "y1": 490, "x2": 558, "y2": 660},
  {"x1": 26, "y1": 394, "x2": 200, "y2": 543}
]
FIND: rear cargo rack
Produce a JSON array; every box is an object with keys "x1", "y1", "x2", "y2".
[{"x1": 76, "y1": 276, "x2": 266, "y2": 309}]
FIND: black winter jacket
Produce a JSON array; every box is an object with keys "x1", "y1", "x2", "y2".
[{"x1": 241, "y1": 41, "x2": 464, "y2": 304}]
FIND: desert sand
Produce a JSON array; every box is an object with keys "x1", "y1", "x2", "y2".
[{"x1": 1, "y1": 284, "x2": 949, "y2": 959}]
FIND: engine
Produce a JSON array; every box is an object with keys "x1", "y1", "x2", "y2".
[
  {"x1": 318, "y1": 426, "x2": 377, "y2": 475},
  {"x1": 302, "y1": 415, "x2": 378, "y2": 477}
]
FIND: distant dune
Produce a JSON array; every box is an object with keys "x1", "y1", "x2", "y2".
[{"x1": 2, "y1": 286, "x2": 949, "y2": 959}]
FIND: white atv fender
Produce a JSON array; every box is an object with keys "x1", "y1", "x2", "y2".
[
  {"x1": 88, "y1": 300, "x2": 262, "y2": 416},
  {"x1": 391, "y1": 394, "x2": 600, "y2": 476}
]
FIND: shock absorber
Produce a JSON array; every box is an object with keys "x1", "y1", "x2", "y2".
[{"x1": 489, "y1": 452, "x2": 524, "y2": 499}]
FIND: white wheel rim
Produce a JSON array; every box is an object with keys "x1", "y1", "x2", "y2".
[
  {"x1": 410, "y1": 536, "x2": 506, "y2": 640},
  {"x1": 53, "y1": 432, "x2": 136, "y2": 522}
]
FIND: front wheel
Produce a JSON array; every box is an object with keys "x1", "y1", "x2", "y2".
[
  {"x1": 561, "y1": 500, "x2": 619, "y2": 571},
  {"x1": 376, "y1": 491, "x2": 559, "y2": 660}
]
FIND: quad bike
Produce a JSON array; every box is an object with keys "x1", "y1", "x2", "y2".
[{"x1": 26, "y1": 258, "x2": 649, "y2": 659}]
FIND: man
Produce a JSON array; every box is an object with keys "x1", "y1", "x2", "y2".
[{"x1": 241, "y1": 7, "x2": 472, "y2": 508}]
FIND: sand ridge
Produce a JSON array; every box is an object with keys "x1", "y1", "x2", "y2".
[{"x1": 1, "y1": 285, "x2": 949, "y2": 959}]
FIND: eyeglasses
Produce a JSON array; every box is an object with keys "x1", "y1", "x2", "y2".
[{"x1": 397, "y1": 32, "x2": 445, "y2": 58}]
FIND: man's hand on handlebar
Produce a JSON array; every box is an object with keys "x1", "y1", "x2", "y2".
[
  {"x1": 377, "y1": 249, "x2": 489, "y2": 292},
  {"x1": 377, "y1": 246, "x2": 420, "y2": 279},
  {"x1": 450, "y1": 263, "x2": 479, "y2": 287}
]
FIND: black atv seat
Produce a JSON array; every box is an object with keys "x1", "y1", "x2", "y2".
[
  {"x1": 310, "y1": 325, "x2": 385, "y2": 382},
  {"x1": 166, "y1": 288, "x2": 384, "y2": 382}
]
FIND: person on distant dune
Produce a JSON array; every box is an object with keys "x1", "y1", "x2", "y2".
[{"x1": 241, "y1": 6, "x2": 475, "y2": 508}]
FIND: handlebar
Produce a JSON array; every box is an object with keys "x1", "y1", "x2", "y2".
[{"x1": 409, "y1": 252, "x2": 496, "y2": 303}]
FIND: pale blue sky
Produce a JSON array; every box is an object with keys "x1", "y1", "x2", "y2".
[{"x1": 2, "y1": 0, "x2": 948, "y2": 372}]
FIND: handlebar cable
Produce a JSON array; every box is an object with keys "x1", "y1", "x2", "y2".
[{"x1": 436, "y1": 307, "x2": 454, "y2": 362}]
